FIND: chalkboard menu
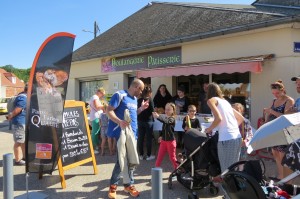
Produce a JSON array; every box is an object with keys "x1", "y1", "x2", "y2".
[
  {"x1": 61, "y1": 106, "x2": 91, "y2": 166},
  {"x1": 58, "y1": 100, "x2": 98, "y2": 189}
]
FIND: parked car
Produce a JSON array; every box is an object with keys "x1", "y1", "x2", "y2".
[{"x1": 0, "y1": 98, "x2": 10, "y2": 114}]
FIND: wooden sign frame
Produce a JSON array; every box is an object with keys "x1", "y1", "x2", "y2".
[{"x1": 57, "y1": 100, "x2": 98, "y2": 188}]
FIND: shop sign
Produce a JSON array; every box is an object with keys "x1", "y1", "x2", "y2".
[
  {"x1": 294, "y1": 42, "x2": 300, "y2": 53},
  {"x1": 101, "y1": 47, "x2": 181, "y2": 72}
]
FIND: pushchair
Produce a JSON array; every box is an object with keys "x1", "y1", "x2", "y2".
[
  {"x1": 221, "y1": 154, "x2": 300, "y2": 199},
  {"x1": 168, "y1": 129, "x2": 221, "y2": 199},
  {"x1": 221, "y1": 159, "x2": 267, "y2": 199}
]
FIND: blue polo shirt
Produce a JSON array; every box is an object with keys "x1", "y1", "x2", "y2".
[
  {"x1": 295, "y1": 98, "x2": 300, "y2": 112},
  {"x1": 12, "y1": 93, "x2": 27, "y2": 125},
  {"x1": 107, "y1": 90, "x2": 138, "y2": 140}
]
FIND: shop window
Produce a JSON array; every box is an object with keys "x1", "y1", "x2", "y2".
[
  {"x1": 80, "y1": 80, "x2": 107, "y2": 103},
  {"x1": 176, "y1": 73, "x2": 250, "y2": 118},
  {"x1": 212, "y1": 72, "x2": 250, "y2": 119},
  {"x1": 176, "y1": 75, "x2": 209, "y2": 108}
]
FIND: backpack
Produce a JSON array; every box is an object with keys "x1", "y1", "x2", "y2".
[
  {"x1": 7, "y1": 96, "x2": 17, "y2": 113},
  {"x1": 7, "y1": 93, "x2": 27, "y2": 113}
]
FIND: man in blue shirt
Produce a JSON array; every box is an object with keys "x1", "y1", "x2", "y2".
[
  {"x1": 291, "y1": 75, "x2": 300, "y2": 112},
  {"x1": 7, "y1": 84, "x2": 27, "y2": 165},
  {"x1": 107, "y1": 79, "x2": 149, "y2": 199}
]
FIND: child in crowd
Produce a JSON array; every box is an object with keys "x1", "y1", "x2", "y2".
[
  {"x1": 182, "y1": 105, "x2": 201, "y2": 132},
  {"x1": 232, "y1": 103, "x2": 253, "y2": 160},
  {"x1": 99, "y1": 103, "x2": 112, "y2": 156},
  {"x1": 178, "y1": 105, "x2": 202, "y2": 162},
  {"x1": 152, "y1": 103, "x2": 178, "y2": 170}
]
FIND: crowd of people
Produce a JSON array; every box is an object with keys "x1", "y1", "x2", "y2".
[
  {"x1": 82, "y1": 76, "x2": 300, "y2": 199},
  {"x1": 8, "y1": 75, "x2": 300, "y2": 199}
]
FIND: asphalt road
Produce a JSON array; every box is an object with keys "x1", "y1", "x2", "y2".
[{"x1": 0, "y1": 115, "x2": 9, "y2": 128}]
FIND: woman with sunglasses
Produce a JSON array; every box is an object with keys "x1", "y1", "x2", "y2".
[{"x1": 263, "y1": 80, "x2": 294, "y2": 180}]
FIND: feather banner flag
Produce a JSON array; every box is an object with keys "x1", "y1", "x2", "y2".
[{"x1": 25, "y1": 32, "x2": 75, "y2": 174}]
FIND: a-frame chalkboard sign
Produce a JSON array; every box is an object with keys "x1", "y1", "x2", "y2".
[{"x1": 57, "y1": 100, "x2": 98, "y2": 188}]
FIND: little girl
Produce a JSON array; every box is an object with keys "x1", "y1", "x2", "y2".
[
  {"x1": 99, "y1": 104, "x2": 111, "y2": 156},
  {"x1": 179, "y1": 105, "x2": 201, "y2": 162},
  {"x1": 232, "y1": 103, "x2": 253, "y2": 160},
  {"x1": 152, "y1": 102, "x2": 178, "y2": 169},
  {"x1": 182, "y1": 105, "x2": 201, "y2": 132}
]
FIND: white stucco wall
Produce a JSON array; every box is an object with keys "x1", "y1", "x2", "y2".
[
  {"x1": 69, "y1": 23, "x2": 300, "y2": 127},
  {"x1": 67, "y1": 58, "x2": 136, "y2": 100},
  {"x1": 182, "y1": 24, "x2": 300, "y2": 126}
]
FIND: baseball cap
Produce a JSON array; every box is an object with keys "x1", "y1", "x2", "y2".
[{"x1": 291, "y1": 75, "x2": 300, "y2": 81}]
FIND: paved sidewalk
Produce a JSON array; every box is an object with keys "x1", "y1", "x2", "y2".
[
  {"x1": 0, "y1": 125, "x2": 225, "y2": 199},
  {"x1": 0, "y1": 121, "x2": 297, "y2": 199}
]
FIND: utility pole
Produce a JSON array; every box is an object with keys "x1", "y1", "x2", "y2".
[
  {"x1": 83, "y1": 21, "x2": 100, "y2": 39},
  {"x1": 94, "y1": 21, "x2": 100, "y2": 39}
]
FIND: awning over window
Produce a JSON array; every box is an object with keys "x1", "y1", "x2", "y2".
[{"x1": 137, "y1": 54, "x2": 274, "y2": 78}]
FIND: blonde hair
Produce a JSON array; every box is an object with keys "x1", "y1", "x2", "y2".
[
  {"x1": 97, "y1": 87, "x2": 105, "y2": 93},
  {"x1": 232, "y1": 103, "x2": 244, "y2": 114},
  {"x1": 188, "y1": 105, "x2": 197, "y2": 111},
  {"x1": 166, "y1": 102, "x2": 176, "y2": 116},
  {"x1": 102, "y1": 101, "x2": 108, "y2": 111}
]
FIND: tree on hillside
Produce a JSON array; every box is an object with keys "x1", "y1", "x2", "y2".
[{"x1": 1, "y1": 65, "x2": 30, "y2": 83}]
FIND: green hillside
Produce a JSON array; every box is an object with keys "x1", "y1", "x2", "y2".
[{"x1": 1, "y1": 65, "x2": 30, "y2": 83}]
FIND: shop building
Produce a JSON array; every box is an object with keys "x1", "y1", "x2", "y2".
[{"x1": 69, "y1": 0, "x2": 300, "y2": 127}]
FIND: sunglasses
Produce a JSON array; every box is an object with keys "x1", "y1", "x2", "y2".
[{"x1": 271, "y1": 84, "x2": 282, "y2": 90}]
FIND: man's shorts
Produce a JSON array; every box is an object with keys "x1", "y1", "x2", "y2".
[{"x1": 13, "y1": 124, "x2": 25, "y2": 143}]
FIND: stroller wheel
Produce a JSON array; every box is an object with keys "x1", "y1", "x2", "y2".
[
  {"x1": 187, "y1": 193, "x2": 198, "y2": 199},
  {"x1": 209, "y1": 185, "x2": 219, "y2": 196}
]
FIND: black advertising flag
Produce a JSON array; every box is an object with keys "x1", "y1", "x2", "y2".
[{"x1": 26, "y1": 32, "x2": 75, "y2": 174}]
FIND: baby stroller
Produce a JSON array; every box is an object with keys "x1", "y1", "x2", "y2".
[
  {"x1": 168, "y1": 129, "x2": 221, "y2": 199},
  {"x1": 222, "y1": 154, "x2": 300, "y2": 199},
  {"x1": 221, "y1": 160, "x2": 267, "y2": 199}
]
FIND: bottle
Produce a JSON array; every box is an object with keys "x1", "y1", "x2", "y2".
[{"x1": 186, "y1": 115, "x2": 191, "y2": 128}]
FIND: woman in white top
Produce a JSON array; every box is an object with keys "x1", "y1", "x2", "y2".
[
  {"x1": 89, "y1": 87, "x2": 106, "y2": 154},
  {"x1": 204, "y1": 83, "x2": 243, "y2": 181}
]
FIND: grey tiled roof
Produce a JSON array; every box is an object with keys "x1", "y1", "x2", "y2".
[
  {"x1": 72, "y1": 1, "x2": 300, "y2": 62},
  {"x1": 253, "y1": 0, "x2": 300, "y2": 7}
]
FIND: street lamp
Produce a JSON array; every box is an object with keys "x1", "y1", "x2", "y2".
[{"x1": 82, "y1": 21, "x2": 100, "y2": 39}]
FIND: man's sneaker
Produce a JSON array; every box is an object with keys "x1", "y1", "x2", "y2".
[
  {"x1": 15, "y1": 159, "x2": 26, "y2": 166},
  {"x1": 124, "y1": 185, "x2": 140, "y2": 197},
  {"x1": 139, "y1": 155, "x2": 144, "y2": 160},
  {"x1": 108, "y1": 184, "x2": 117, "y2": 199},
  {"x1": 146, "y1": 155, "x2": 155, "y2": 161}
]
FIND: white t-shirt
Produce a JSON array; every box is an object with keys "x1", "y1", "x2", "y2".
[
  {"x1": 213, "y1": 97, "x2": 241, "y2": 141},
  {"x1": 89, "y1": 94, "x2": 103, "y2": 121}
]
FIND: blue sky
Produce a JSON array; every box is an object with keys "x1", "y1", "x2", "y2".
[{"x1": 1, "y1": 0, "x2": 253, "y2": 69}]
